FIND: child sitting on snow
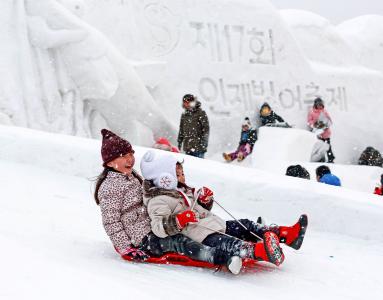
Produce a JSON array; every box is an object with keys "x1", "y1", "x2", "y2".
[
  {"x1": 223, "y1": 117, "x2": 257, "y2": 162},
  {"x1": 140, "y1": 150, "x2": 308, "y2": 271},
  {"x1": 259, "y1": 102, "x2": 288, "y2": 127}
]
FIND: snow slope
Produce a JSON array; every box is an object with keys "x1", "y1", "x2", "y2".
[{"x1": 1, "y1": 126, "x2": 383, "y2": 299}]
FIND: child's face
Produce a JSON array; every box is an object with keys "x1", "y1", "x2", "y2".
[
  {"x1": 107, "y1": 153, "x2": 135, "y2": 175},
  {"x1": 176, "y1": 164, "x2": 185, "y2": 184},
  {"x1": 261, "y1": 107, "x2": 271, "y2": 116}
]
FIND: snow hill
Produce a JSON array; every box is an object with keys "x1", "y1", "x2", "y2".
[{"x1": 1, "y1": 125, "x2": 383, "y2": 300}]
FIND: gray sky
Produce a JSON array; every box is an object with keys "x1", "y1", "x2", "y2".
[{"x1": 270, "y1": 0, "x2": 383, "y2": 24}]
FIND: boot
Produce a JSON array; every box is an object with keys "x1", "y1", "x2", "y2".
[
  {"x1": 226, "y1": 256, "x2": 242, "y2": 275},
  {"x1": 223, "y1": 153, "x2": 232, "y2": 162},
  {"x1": 254, "y1": 232, "x2": 284, "y2": 266},
  {"x1": 212, "y1": 247, "x2": 243, "y2": 275},
  {"x1": 277, "y1": 214, "x2": 308, "y2": 250}
]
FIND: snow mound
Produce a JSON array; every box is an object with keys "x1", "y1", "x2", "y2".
[
  {"x1": 337, "y1": 15, "x2": 383, "y2": 72},
  {"x1": 251, "y1": 127, "x2": 317, "y2": 166},
  {"x1": 280, "y1": 9, "x2": 358, "y2": 67}
]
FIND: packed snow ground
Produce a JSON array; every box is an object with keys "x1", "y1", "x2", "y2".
[{"x1": 1, "y1": 126, "x2": 383, "y2": 300}]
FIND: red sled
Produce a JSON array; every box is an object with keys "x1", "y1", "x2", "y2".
[{"x1": 121, "y1": 252, "x2": 259, "y2": 271}]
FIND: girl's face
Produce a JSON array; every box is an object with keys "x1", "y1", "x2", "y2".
[
  {"x1": 176, "y1": 164, "x2": 185, "y2": 184},
  {"x1": 107, "y1": 153, "x2": 135, "y2": 175}
]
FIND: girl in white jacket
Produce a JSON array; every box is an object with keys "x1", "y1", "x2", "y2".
[{"x1": 140, "y1": 151, "x2": 307, "y2": 268}]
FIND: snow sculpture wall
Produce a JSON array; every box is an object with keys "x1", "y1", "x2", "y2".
[
  {"x1": 1, "y1": 0, "x2": 382, "y2": 163},
  {"x1": 81, "y1": 0, "x2": 383, "y2": 163},
  {"x1": 0, "y1": 0, "x2": 175, "y2": 145}
]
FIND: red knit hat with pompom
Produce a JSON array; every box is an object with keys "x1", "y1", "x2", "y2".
[{"x1": 101, "y1": 129, "x2": 134, "y2": 166}]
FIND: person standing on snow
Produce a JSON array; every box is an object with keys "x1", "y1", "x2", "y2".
[
  {"x1": 177, "y1": 94, "x2": 209, "y2": 158},
  {"x1": 223, "y1": 117, "x2": 257, "y2": 162},
  {"x1": 315, "y1": 165, "x2": 341, "y2": 187},
  {"x1": 140, "y1": 150, "x2": 309, "y2": 270},
  {"x1": 374, "y1": 174, "x2": 383, "y2": 196},
  {"x1": 94, "y1": 129, "x2": 243, "y2": 273},
  {"x1": 308, "y1": 98, "x2": 335, "y2": 163}
]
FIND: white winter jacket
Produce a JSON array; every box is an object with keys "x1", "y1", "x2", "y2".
[{"x1": 143, "y1": 180, "x2": 226, "y2": 243}]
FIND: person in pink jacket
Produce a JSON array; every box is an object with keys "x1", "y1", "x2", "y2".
[{"x1": 307, "y1": 98, "x2": 335, "y2": 163}]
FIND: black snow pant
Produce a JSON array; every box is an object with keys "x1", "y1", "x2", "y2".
[
  {"x1": 139, "y1": 232, "x2": 232, "y2": 265},
  {"x1": 202, "y1": 219, "x2": 266, "y2": 259},
  {"x1": 320, "y1": 138, "x2": 335, "y2": 163}
]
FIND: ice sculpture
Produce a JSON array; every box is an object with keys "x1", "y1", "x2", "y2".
[{"x1": 0, "y1": 0, "x2": 176, "y2": 144}]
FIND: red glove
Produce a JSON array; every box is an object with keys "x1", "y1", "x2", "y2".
[
  {"x1": 197, "y1": 187, "x2": 214, "y2": 204},
  {"x1": 176, "y1": 210, "x2": 198, "y2": 229},
  {"x1": 122, "y1": 246, "x2": 149, "y2": 261}
]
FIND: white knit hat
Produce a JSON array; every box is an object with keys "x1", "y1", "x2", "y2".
[
  {"x1": 242, "y1": 117, "x2": 251, "y2": 127},
  {"x1": 140, "y1": 150, "x2": 178, "y2": 190}
]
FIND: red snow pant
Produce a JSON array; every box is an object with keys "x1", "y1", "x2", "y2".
[{"x1": 228, "y1": 144, "x2": 252, "y2": 161}]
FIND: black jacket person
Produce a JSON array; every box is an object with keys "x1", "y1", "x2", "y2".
[
  {"x1": 177, "y1": 94, "x2": 210, "y2": 158},
  {"x1": 260, "y1": 102, "x2": 285, "y2": 126}
]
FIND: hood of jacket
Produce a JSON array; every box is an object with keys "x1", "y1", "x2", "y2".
[
  {"x1": 185, "y1": 100, "x2": 202, "y2": 114},
  {"x1": 143, "y1": 179, "x2": 182, "y2": 206},
  {"x1": 260, "y1": 102, "x2": 271, "y2": 111}
]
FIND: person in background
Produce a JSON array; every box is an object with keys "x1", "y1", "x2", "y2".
[
  {"x1": 315, "y1": 165, "x2": 341, "y2": 187},
  {"x1": 153, "y1": 137, "x2": 179, "y2": 153},
  {"x1": 310, "y1": 140, "x2": 330, "y2": 162},
  {"x1": 285, "y1": 165, "x2": 310, "y2": 180},
  {"x1": 358, "y1": 147, "x2": 383, "y2": 167},
  {"x1": 308, "y1": 98, "x2": 335, "y2": 163},
  {"x1": 177, "y1": 94, "x2": 209, "y2": 158},
  {"x1": 223, "y1": 117, "x2": 257, "y2": 162},
  {"x1": 259, "y1": 102, "x2": 286, "y2": 126},
  {"x1": 374, "y1": 174, "x2": 383, "y2": 196}
]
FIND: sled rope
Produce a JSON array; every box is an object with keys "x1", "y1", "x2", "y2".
[
  {"x1": 192, "y1": 223, "x2": 245, "y2": 241},
  {"x1": 213, "y1": 200, "x2": 264, "y2": 241}
]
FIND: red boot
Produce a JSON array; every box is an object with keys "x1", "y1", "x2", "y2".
[
  {"x1": 278, "y1": 214, "x2": 308, "y2": 250},
  {"x1": 254, "y1": 232, "x2": 284, "y2": 266}
]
